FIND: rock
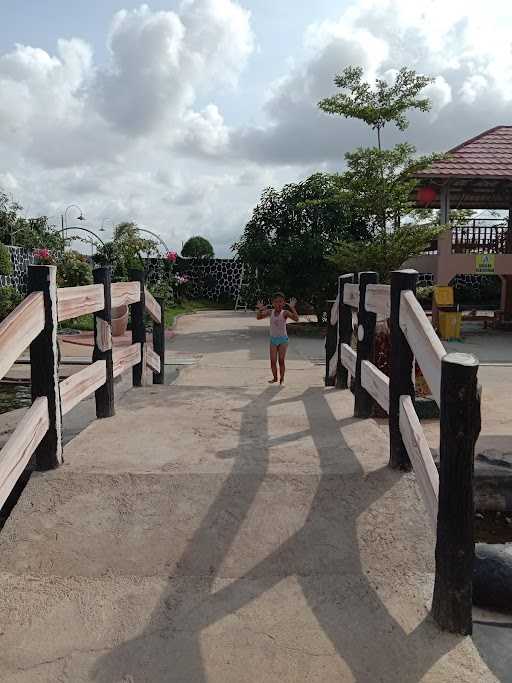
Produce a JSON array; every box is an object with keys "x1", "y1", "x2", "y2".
[{"x1": 474, "y1": 544, "x2": 512, "y2": 612}]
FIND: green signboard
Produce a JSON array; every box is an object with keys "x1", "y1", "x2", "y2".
[{"x1": 475, "y1": 254, "x2": 495, "y2": 274}]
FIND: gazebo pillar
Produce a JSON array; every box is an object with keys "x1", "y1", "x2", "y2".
[
  {"x1": 501, "y1": 203, "x2": 512, "y2": 321},
  {"x1": 433, "y1": 186, "x2": 453, "y2": 328}
]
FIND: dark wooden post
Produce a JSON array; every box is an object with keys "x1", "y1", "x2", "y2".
[
  {"x1": 129, "y1": 269, "x2": 146, "y2": 387},
  {"x1": 93, "y1": 266, "x2": 114, "y2": 417},
  {"x1": 337, "y1": 273, "x2": 354, "y2": 389},
  {"x1": 432, "y1": 352, "x2": 480, "y2": 635},
  {"x1": 324, "y1": 299, "x2": 337, "y2": 386},
  {"x1": 153, "y1": 298, "x2": 165, "y2": 385},
  {"x1": 354, "y1": 272, "x2": 378, "y2": 418},
  {"x1": 28, "y1": 265, "x2": 62, "y2": 470},
  {"x1": 389, "y1": 269, "x2": 418, "y2": 470}
]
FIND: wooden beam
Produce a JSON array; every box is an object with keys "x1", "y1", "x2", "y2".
[
  {"x1": 340, "y1": 343, "x2": 356, "y2": 376},
  {"x1": 60, "y1": 361, "x2": 107, "y2": 416},
  {"x1": 144, "y1": 288, "x2": 162, "y2": 323},
  {"x1": 113, "y1": 343, "x2": 141, "y2": 378},
  {"x1": 432, "y1": 353, "x2": 480, "y2": 635},
  {"x1": 111, "y1": 281, "x2": 141, "y2": 308},
  {"x1": 57, "y1": 284, "x2": 104, "y2": 321},
  {"x1": 152, "y1": 297, "x2": 165, "y2": 385},
  {"x1": 361, "y1": 360, "x2": 389, "y2": 412},
  {"x1": 325, "y1": 299, "x2": 338, "y2": 386},
  {"x1": 146, "y1": 345, "x2": 161, "y2": 374},
  {"x1": 0, "y1": 292, "x2": 44, "y2": 381},
  {"x1": 337, "y1": 274, "x2": 354, "y2": 389},
  {"x1": 93, "y1": 267, "x2": 114, "y2": 418},
  {"x1": 343, "y1": 283, "x2": 359, "y2": 308},
  {"x1": 28, "y1": 265, "x2": 62, "y2": 470},
  {"x1": 0, "y1": 397, "x2": 49, "y2": 509},
  {"x1": 365, "y1": 284, "x2": 391, "y2": 318},
  {"x1": 129, "y1": 270, "x2": 146, "y2": 387},
  {"x1": 400, "y1": 289, "x2": 445, "y2": 406},
  {"x1": 399, "y1": 395, "x2": 438, "y2": 529},
  {"x1": 354, "y1": 272, "x2": 378, "y2": 418}
]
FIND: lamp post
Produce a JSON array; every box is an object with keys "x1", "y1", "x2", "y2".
[{"x1": 61, "y1": 204, "x2": 85, "y2": 240}]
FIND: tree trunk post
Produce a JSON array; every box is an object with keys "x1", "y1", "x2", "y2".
[
  {"x1": 93, "y1": 266, "x2": 115, "y2": 417},
  {"x1": 389, "y1": 269, "x2": 418, "y2": 470},
  {"x1": 153, "y1": 298, "x2": 165, "y2": 385},
  {"x1": 28, "y1": 265, "x2": 63, "y2": 470},
  {"x1": 432, "y1": 352, "x2": 480, "y2": 635},
  {"x1": 129, "y1": 269, "x2": 146, "y2": 387},
  {"x1": 354, "y1": 271, "x2": 378, "y2": 418},
  {"x1": 337, "y1": 273, "x2": 354, "y2": 389},
  {"x1": 324, "y1": 299, "x2": 338, "y2": 386}
]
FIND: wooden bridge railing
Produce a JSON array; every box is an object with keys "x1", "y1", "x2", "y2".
[
  {"x1": 326, "y1": 269, "x2": 480, "y2": 636},
  {"x1": 0, "y1": 264, "x2": 165, "y2": 510}
]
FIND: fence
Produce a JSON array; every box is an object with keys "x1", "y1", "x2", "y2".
[
  {"x1": 0, "y1": 265, "x2": 165, "y2": 508},
  {"x1": 325, "y1": 269, "x2": 481, "y2": 636}
]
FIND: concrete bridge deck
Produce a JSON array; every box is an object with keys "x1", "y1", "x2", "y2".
[{"x1": 0, "y1": 311, "x2": 501, "y2": 681}]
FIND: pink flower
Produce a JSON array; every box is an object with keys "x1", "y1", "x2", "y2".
[
  {"x1": 34, "y1": 248, "x2": 50, "y2": 260},
  {"x1": 176, "y1": 275, "x2": 189, "y2": 285},
  {"x1": 166, "y1": 251, "x2": 177, "y2": 263}
]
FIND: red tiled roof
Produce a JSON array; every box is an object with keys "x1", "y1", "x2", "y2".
[{"x1": 416, "y1": 126, "x2": 512, "y2": 179}]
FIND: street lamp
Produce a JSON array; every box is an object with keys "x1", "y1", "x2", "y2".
[{"x1": 61, "y1": 204, "x2": 85, "y2": 239}]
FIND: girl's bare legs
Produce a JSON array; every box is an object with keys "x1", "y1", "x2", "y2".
[
  {"x1": 269, "y1": 344, "x2": 278, "y2": 383},
  {"x1": 278, "y1": 343, "x2": 288, "y2": 385}
]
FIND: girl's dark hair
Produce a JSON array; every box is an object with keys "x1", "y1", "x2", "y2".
[{"x1": 272, "y1": 291, "x2": 285, "y2": 300}]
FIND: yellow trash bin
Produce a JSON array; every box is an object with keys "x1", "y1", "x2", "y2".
[{"x1": 438, "y1": 310, "x2": 462, "y2": 340}]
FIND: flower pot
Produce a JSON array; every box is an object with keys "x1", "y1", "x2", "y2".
[{"x1": 111, "y1": 305, "x2": 128, "y2": 337}]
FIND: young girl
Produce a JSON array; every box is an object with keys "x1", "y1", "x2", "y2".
[{"x1": 256, "y1": 293, "x2": 299, "y2": 385}]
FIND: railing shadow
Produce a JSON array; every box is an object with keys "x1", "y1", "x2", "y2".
[{"x1": 93, "y1": 384, "x2": 463, "y2": 682}]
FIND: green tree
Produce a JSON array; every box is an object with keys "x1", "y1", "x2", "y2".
[
  {"x1": 233, "y1": 172, "x2": 370, "y2": 320},
  {"x1": 57, "y1": 250, "x2": 93, "y2": 288},
  {"x1": 0, "y1": 243, "x2": 13, "y2": 276},
  {"x1": 182, "y1": 236, "x2": 214, "y2": 259},
  {"x1": 93, "y1": 222, "x2": 158, "y2": 281},
  {"x1": 1, "y1": 191, "x2": 65, "y2": 252}
]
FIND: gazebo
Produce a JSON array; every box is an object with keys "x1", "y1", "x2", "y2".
[{"x1": 409, "y1": 126, "x2": 512, "y2": 318}]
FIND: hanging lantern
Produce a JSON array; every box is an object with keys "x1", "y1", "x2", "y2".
[{"x1": 417, "y1": 186, "x2": 437, "y2": 205}]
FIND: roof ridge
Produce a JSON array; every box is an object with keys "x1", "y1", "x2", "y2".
[{"x1": 447, "y1": 126, "x2": 512, "y2": 154}]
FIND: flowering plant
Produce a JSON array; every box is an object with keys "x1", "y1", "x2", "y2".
[
  {"x1": 166, "y1": 251, "x2": 177, "y2": 263},
  {"x1": 33, "y1": 248, "x2": 55, "y2": 265}
]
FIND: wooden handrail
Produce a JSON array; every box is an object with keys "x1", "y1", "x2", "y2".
[
  {"x1": 60, "y1": 361, "x2": 107, "y2": 416},
  {"x1": 144, "y1": 288, "x2": 161, "y2": 323},
  {"x1": 146, "y1": 345, "x2": 161, "y2": 374},
  {"x1": 57, "y1": 284, "x2": 104, "y2": 321},
  {"x1": 365, "y1": 284, "x2": 390, "y2": 318},
  {"x1": 0, "y1": 291, "x2": 44, "y2": 381},
  {"x1": 111, "y1": 281, "x2": 141, "y2": 308},
  {"x1": 361, "y1": 360, "x2": 389, "y2": 412},
  {"x1": 113, "y1": 343, "x2": 141, "y2": 378},
  {"x1": 339, "y1": 343, "x2": 356, "y2": 376},
  {"x1": 399, "y1": 289, "x2": 445, "y2": 406},
  {"x1": 343, "y1": 283, "x2": 359, "y2": 308},
  {"x1": 0, "y1": 397, "x2": 49, "y2": 509}
]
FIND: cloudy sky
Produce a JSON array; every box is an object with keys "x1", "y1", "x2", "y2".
[{"x1": 1, "y1": 0, "x2": 511, "y2": 255}]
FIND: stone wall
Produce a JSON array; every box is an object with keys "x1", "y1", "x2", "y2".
[{"x1": 0, "y1": 246, "x2": 35, "y2": 292}]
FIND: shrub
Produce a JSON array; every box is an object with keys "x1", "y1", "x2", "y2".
[
  {"x1": 57, "y1": 250, "x2": 93, "y2": 288},
  {"x1": 0, "y1": 244, "x2": 13, "y2": 276},
  {"x1": 182, "y1": 236, "x2": 214, "y2": 259},
  {"x1": 0, "y1": 286, "x2": 22, "y2": 321}
]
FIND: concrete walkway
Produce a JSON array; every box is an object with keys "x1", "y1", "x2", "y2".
[{"x1": 0, "y1": 311, "x2": 501, "y2": 681}]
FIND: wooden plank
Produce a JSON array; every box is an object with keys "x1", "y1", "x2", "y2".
[
  {"x1": 144, "y1": 288, "x2": 162, "y2": 323},
  {"x1": 130, "y1": 270, "x2": 146, "y2": 387},
  {"x1": 399, "y1": 396, "x2": 438, "y2": 530},
  {"x1": 60, "y1": 360, "x2": 107, "y2": 416},
  {"x1": 152, "y1": 296, "x2": 165, "y2": 385},
  {"x1": 361, "y1": 360, "x2": 389, "y2": 412},
  {"x1": 111, "y1": 281, "x2": 141, "y2": 308},
  {"x1": 0, "y1": 292, "x2": 44, "y2": 381},
  {"x1": 0, "y1": 397, "x2": 49, "y2": 509},
  {"x1": 146, "y1": 345, "x2": 161, "y2": 374},
  {"x1": 113, "y1": 343, "x2": 141, "y2": 378},
  {"x1": 340, "y1": 343, "x2": 356, "y2": 376},
  {"x1": 57, "y1": 284, "x2": 104, "y2": 321},
  {"x1": 343, "y1": 283, "x2": 359, "y2": 308},
  {"x1": 400, "y1": 289, "x2": 445, "y2": 406},
  {"x1": 354, "y1": 272, "x2": 378, "y2": 418},
  {"x1": 93, "y1": 267, "x2": 114, "y2": 419},
  {"x1": 29, "y1": 265, "x2": 62, "y2": 469},
  {"x1": 337, "y1": 274, "x2": 354, "y2": 389},
  {"x1": 365, "y1": 284, "x2": 391, "y2": 318}
]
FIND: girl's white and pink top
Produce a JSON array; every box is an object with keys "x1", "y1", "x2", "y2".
[{"x1": 269, "y1": 310, "x2": 287, "y2": 337}]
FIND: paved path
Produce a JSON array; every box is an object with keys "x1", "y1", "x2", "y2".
[{"x1": 0, "y1": 312, "x2": 502, "y2": 681}]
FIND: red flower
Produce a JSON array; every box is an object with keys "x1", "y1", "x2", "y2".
[
  {"x1": 34, "y1": 248, "x2": 50, "y2": 260},
  {"x1": 166, "y1": 251, "x2": 177, "y2": 262}
]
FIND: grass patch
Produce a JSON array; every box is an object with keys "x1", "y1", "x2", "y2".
[
  {"x1": 164, "y1": 299, "x2": 232, "y2": 328},
  {"x1": 59, "y1": 314, "x2": 95, "y2": 332}
]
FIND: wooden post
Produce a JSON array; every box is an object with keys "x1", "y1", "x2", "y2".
[
  {"x1": 129, "y1": 269, "x2": 146, "y2": 387},
  {"x1": 354, "y1": 272, "x2": 378, "y2": 418},
  {"x1": 389, "y1": 269, "x2": 418, "y2": 470},
  {"x1": 93, "y1": 266, "x2": 114, "y2": 417},
  {"x1": 324, "y1": 299, "x2": 337, "y2": 386},
  {"x1": 152, "y1": 298, "x2": 165, "y2": 385},
  {"x1": 28, "y1": 265, "x2": 62, "y2": 470},
  {"x1": 432, "y1": 352, "x2": 480, "y2": 635},
  {"x1": 337, "y1": 274, "x2": 354, "y2": 389}
]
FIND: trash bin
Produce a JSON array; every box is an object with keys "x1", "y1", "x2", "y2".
[{"x1": 438, "y1": 309, "x2": 462, "y2": 340}]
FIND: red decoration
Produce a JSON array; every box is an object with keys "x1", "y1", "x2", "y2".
[{"x1": 417, "y1": 186, "x2": 437, "y2": 205}]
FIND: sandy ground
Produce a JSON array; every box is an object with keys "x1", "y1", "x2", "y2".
[{"x1": 0, "y1": 311, "x2": 505, "y2": 682}]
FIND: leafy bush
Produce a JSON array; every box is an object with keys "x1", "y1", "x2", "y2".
[
  {"x1": 0, "y1": 244, "x2": 13, "y2": 276},
  {"x1": 0, "y1": 286, "x2": 23, "y2": 321},
  {"x1": 182, "y1": 236, "x2": 214, "y2": 259},
  {"x1": 57, "y1": 250, "x2": 93, "y2": 288},
  {"x1": 416, "y1": 286, "x2": 434, "y2": 304}
]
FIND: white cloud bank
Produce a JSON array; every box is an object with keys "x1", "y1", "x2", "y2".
[{"x1": 1, "y1": 0, "x2": 511, "y2": 255}]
